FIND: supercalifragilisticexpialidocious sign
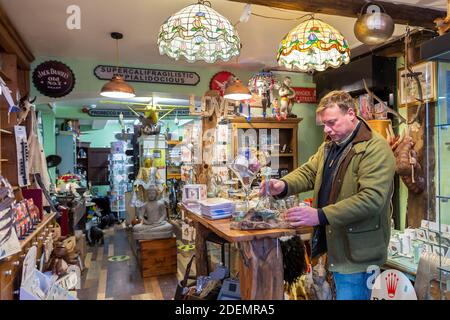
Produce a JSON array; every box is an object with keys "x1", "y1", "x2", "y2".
[{"x1": 94, "y1": 65, "x2": 200, "y2": 86}]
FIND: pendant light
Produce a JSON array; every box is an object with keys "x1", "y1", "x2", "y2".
[
  {"x1": 100, "y1": 32, "x2": 136, "y2": 98},
  {"x1": 277, "y1": 16, "x2": 350, "y2": 72},
  {"x1": 157, "y1": 0, "x2": 241, "y2": 63},
  {"x1": 224, "y1": 78, "x2": 252, "y2": 101}
]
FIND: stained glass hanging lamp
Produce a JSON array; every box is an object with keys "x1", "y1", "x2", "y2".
[
  {"x1": 157, "y1": 0, "x2": 241, "y2": 63},
  {"x1": 277, "y1": 16, "x2": 351, "y2": 72}
]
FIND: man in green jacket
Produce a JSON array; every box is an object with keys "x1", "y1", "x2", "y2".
[{"x1": 264, "y1": 90, "x2": 395, "y2": 300}]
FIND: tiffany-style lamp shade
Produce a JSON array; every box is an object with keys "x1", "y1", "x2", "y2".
[
  {"x1": 277, "y1": 17, "x2": 351, "y2": 72},
  {"x1": 158, "y1": 0, "x2": 241, "y2": 63}
]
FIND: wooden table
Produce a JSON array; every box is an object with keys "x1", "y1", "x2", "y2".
[{"x1": 180, "y1": 204, "x2": 313, "y2": 300}]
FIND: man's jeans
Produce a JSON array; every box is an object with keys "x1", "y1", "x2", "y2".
[{"x1": 333, "y1": 271, "x2": 374, "y2": 300}]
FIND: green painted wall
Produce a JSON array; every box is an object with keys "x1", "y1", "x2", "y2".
[
  {"x1": 80, "y1": 122, "x2": 122, "y2": 148},
  {"x1": 31, "y1": 55, "x2": 322, "y2": 199},
  {"x1": 41, "y1": 111, "x2": 57, "y2": 182}
]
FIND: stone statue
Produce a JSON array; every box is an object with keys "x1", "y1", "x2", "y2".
[
  {"x1": 133, "y1": 185, "x2": 173, "y2": 240},
  {"x1": 278, "y1": 77, "x2": 296, "y2": 119},
  {"x1": 131, "y1": 154, "x2": 173, "y2": 240}
]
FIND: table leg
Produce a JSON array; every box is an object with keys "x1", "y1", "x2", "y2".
[
  {"x1": 194, "y1": 221, "x2": 209, "y2": 276},
  {"x1": 238, "y1": 238, "x2": 284, "y2": 300}
]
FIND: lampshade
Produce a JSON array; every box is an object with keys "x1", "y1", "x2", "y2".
[
  {"x1": 100, "y1": 75, "x2": 136, "y2": 99},
  {"x1": 224, "y1": 79, "x2": 252, "y2": 101},
  {"x1": 277, "y1": 17, "x2": 350, "y2": 72},
  {"x1": 157, "y1": 0, "x2": 241, "y2": 63}
]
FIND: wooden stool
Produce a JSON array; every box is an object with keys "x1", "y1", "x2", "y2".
[{"x1": 136, "y1": 237, "x2": 177, "y2": 277}]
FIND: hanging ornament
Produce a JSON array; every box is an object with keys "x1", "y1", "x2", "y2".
[
  {"x1": 354, "y1": 2, "x2": 394, "y2": 46},
  {"x1": 157, "y1": 0, "x2": 241, "y2": 63},
  {"x1": 277, "y1": 17, "x2": 350, "y2": 72}
]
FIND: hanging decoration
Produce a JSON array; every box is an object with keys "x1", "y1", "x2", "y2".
[
  {"x1": 354, "y1": 2, "x2": 394, "y2": 46},
  {"x1": 248, "y1": 71, "x2": 279, "y2": 118},
  {"x1": 277, "y1": 17, "x2": 350, "y2": 72},
  {"x1": 157, "y1": 0, "x2": 241, "y2": 63}
]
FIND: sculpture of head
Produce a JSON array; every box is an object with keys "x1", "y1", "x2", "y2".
[{"x1": 146, "y1": 185, "x2": 159, "y2": 201}]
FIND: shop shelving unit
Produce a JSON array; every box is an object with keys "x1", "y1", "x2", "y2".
[{"x1": 229, "y1": 117, "x2": 302, "y2": 179}]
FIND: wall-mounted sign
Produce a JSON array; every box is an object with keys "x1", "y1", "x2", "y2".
[
  {"x1": 32, "y1": 60, "x2": 76, "y2": 98},
  {"x1": 94, "y1": 65, "x2": 200, "y2": 86},
  {"x1": 209, "y1": 71, "x2": 235, "y2": 96},
  {"x1": 87, "y1": 109, "x2": 136, "y2": 118},
  {"x1": 292, "y1": 87, "x2": 317, "y2": 104},
  {"x1": 86, "y1": 108, "x2": 190, "y2": 118}
]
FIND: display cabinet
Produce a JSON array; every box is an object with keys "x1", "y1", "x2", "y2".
[
  {"x1": 109, "y1": 141, "x2": 132, "y2": 221},
  {"x1": 138, "y1": 134, "x2": 167, "y2": 182},
  {"x1": 229, "y1": 117, "x2": 302, "y2": 179},
  {"x1": 421, "y1": 34, "x2": 450, "y2": 300},
  {"x1": 76, "y1": 141, "x2": 90, "y2": 177},
  {"x1": 56, "y1": 131, "x2": 77, "y2": 177},
  {"x1": 167, "y1": 140, "x2": 182, "y2": 180}
]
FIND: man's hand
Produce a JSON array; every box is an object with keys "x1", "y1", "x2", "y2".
[
  {"x1": 285, "y1": 206, "x2": 320, "y2": 227},
  {"x1": 259, "y1": 179, "x2": 286, "y2": 196}
]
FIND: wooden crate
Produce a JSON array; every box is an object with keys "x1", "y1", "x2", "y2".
[{"x1": 137, "y1": 237, "x2": 177, "y2": 278}]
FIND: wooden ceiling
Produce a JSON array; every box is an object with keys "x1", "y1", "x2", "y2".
[{"x1": 228, "y1": 0, "x2": 446, "y2": 29}]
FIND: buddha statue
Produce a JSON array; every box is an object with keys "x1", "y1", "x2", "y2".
[{"x1": 132, "y1": 185, "x2": 173, "y2": 240}]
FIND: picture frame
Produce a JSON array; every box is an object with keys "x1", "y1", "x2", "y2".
[
  {"x1": 427, "y1": 230, "x2": 440, "y2": 245},
  {"x1": 433, "y1": 245, "x2": 447, "y2": 257},
  {"x1": 416, "y1": 228, "x2": 429, "y2": 242},
  {"x1": 397, "y1": 61, "x2": 437, "y2": 108}
]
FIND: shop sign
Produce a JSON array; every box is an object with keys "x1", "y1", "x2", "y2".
[
  {"x1": 32, "y1": 60, "x2": 76, "y2": 98},
  {"x1": 209, "y1": 71, "x2": 235, "y2": 96},
  {"x1": 94, "y1": 65, "x2": 200, "y2": 86},
  {"x1": 87, "y1": 109, "x2": 136, "y2": 118},
  {"x1": 370, "y1": 269, "x2": 417, "y2": 300},
  {"x1": 292, "y1": 87, "x2": 316, "y2": 104}
]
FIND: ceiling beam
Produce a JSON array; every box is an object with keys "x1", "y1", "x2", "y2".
[
  {"x1": 0, "y1": 3, "x2": 34, "y2": 69},
  {"x1": 228, "y1": 0, "x2": 445, "y2": 29}
]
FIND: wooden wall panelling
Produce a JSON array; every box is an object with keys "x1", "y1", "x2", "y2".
[{"x1": 0, "y1": 52, "x2": 19, "y2": 187}]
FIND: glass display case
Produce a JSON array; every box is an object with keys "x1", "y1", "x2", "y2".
[
  {"x1": 109, "y1": 141, "x2": 132, "y2": 221},
  {"x1": 422, "y1": 35, "x2": 450, "y2": 300}
]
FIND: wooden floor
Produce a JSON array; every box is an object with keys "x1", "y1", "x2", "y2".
[{"x1": 76, "y1": 223, "x2": 196, "y2": 300}]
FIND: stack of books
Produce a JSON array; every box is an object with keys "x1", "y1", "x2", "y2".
[{"x1": 199, "y1": 198, "x2": 235, "y2": 220}]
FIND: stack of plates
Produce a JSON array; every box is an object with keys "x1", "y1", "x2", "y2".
[{"x1": 199, "y1": 198, "x2": 235, "y2": 220}]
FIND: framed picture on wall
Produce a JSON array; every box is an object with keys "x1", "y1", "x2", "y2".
[{"x1": 397, "y1": 61, "x2": 437, "y2": 108}]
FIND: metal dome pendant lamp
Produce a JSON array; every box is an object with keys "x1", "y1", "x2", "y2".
[
  {"x1": 157, "y1": 0, "x2": 241, "y2": 63},
  {"x1": 277, "y1": 15, "x2": 351, "y2": 73},
  {"x1": 100, "y1": 32, "x2": 136, "y2": 98}
]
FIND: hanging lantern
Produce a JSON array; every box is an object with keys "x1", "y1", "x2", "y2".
[
  {"x1": 277, "y1": 17, "x2": 350, "y2": 72},
  {"x1": 354, "y1": 3, "x2": 394, "y2": 46},
  {"x1": 157, "y1": 0, "x2": 241, "y2": 63}
]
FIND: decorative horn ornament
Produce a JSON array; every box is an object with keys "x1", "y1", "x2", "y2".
[{"x1": 354, "y1": 2, "x2": 394, "y2": 45}]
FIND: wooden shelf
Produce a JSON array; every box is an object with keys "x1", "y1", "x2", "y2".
[
  {"x1": 271, "y1": 153, "x2": 294, "y2": 157},
  {"x1": 167, "y1": 173, "x2": 181, "y2": 179},
  {"x1": 0, "y1": 159, "x2": 8, "y2": 162},
  {"x1": 20, "y1": 212, "x2": 57, "y2": 249},
  {"x1": 168, "y1": 140, "x2": 181, "y2": 145},
  {"x1": 0, "y1": 69, "x2": 11, "y2": 82}
]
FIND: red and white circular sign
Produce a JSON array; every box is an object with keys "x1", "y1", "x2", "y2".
[{"x1": 371, "y1": 269, "x2": 417, "y2": 300}]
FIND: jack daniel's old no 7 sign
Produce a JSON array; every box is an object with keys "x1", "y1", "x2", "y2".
[
  {"x1": 32, "y1": 60, "x2": 76, "y2": 98},
  {"x1": 94, "y1": 65, "x2": 200, "y2": 86}
]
